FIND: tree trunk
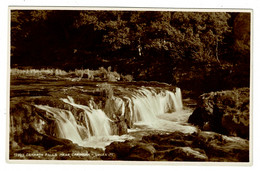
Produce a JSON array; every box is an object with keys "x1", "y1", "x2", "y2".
[{"x1": 216, "y1": 39, "x2": 220, "y2": 63}]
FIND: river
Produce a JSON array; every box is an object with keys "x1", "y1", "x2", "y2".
[
  {"x1": 10, "y1": 79, "x2": 196, "y2": 149},
  {"x1": 9, "y1": 79, "x2": 249, "y2": 162}
]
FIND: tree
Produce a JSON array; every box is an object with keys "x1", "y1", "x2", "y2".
[
  {"x1": 11, "y1": 10, "x2": 250, "y2": 92},
  {"x1": 233, "y1": 13, "x2": 250, "y2": 63}
]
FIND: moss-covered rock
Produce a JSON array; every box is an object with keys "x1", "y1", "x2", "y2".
[
  {"x1": 188, "y1": 87, "x2": 249, "y2": 138},
  {"x1": 104, "y1": 131, "x2": 249, "y2": 162},
  {"x1": 192, "y1": 131, "x2": 249, "y2": 162}
]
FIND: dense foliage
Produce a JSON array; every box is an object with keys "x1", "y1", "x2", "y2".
[{"x1": 11, "y1": 10, "x2": 250, "y2": 94}]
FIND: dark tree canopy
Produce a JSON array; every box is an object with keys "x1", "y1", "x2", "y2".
[{"x1": 11, "y1": 10, "x2": 251, "y2": 94}]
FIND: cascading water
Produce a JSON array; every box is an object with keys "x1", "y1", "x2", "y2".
[
  {"x1": 35, "y1": 96, "x2": 113, "y2": 147},
  {"x1": 127, "y1": 88, "x2": 182, "y2": 124},
  {"x1": 105, "y1": 86, "x2": 196, "y2": 133},
  {"x1": 169, "y1": 87, "x2": 183, "y2": 112},
  {"x1": 129, "y1": 87, "x2": 195, "y2": 133},
  {"x1": 61, "y1": 96, "x2": 112, "y2": 138},
  {"x1": 35, "y1": 105, "x2": 86, "y2": 146},
  {"x1": 35, "y1": 86, "x2": 196, "y2": 148}
]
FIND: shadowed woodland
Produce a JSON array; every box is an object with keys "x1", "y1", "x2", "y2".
[{"x1": 11, "y1": 10, "x2": 250, "y2": 95}]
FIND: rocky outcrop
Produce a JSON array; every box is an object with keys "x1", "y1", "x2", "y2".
[
  {"x1": 10, "y1": 140, "x2": 105, "y2": 160},
  {"x1": 10, "y1": 102, "x2": 46, "y2": 145},
  {"x1": 9, "y1": 101, "x2": 107, "y2": 160},
  {"x1": 192, "y1": 131, "x2": 249, "y2": 162},
  {"x1": 104, "y1": 141, "x2": 156, "y2": 161},
  {"x1": 188, "y1": 87, "x2": 249, "y2": 139},
  {"x1": 9, "y1": 102, "x2": 78, "y2": 149},
  {"x1": 104, "y1": 131, "x2": 249, "y2": 162},
  {"x1": 161, "y1": 146, "x2": 208, "y2": 161}
]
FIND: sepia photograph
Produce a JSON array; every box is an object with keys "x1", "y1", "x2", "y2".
[{"x1": 8, "y1": 7, "x2": 251, "y2": 164}]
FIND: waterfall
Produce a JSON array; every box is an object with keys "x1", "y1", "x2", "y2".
[
  {"x1": 101, "y1": 86, "x2": 195, "y2": 134},
  {"x1": 35, "y1": 105, "x2": 86, "y2": 145},
  {"x1": 115, "y1": 87, "x2": 184, "y2": 126},
  {"x1": 35, "y1": 86, "x2": 195, "y2": 147},
  {"x1": 35, "y1": 96, "x2": 112, "y2": 146},
  {"x1": 122, "y1": 87, "x2": 195, "y2": 133},
  {"x1": 61, "y1": 96, "x2": 112, "y2": 137},
  {"x1": 168, "y1": 87, "x2": 183, "y2": 112}
]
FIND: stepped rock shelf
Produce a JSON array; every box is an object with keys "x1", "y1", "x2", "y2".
[{"x1": 9, "y1": 79, "x2": 249, "y2": 162}]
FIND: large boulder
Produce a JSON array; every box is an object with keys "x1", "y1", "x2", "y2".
[
  {"x1": 105, "y1": 141, "x2": 156, "y2": 161},
  {"x1": 9, "y1": 102, "x2": 48, "y2": 145},
  {"x1": 105, "y1": 141, "x2": 137, "y2": 159},
  {"x1": 162, "y1": 146, "x2": 208, "y2": 161},
  {"x1": 104, "y1": 96, "x2": 129, "y2": 135},
  {"x1": 9, "y1": 101, "x2": 84, "y2": 149},
  {"x1": 112, "y1": 116, "x2": 128, "y2": 135},
  {"x1": 104, "y1": 131, "x2": 249, "y2": 161},
  {"x1": 192, "y1": 131, "x2": 249, "y2": 162},
  {"x1": 127, "y1": 143, "x2": 156, "y2": 161},
  {"x1": 188, "y1": 87, "x2": 249, "y2": 139}
]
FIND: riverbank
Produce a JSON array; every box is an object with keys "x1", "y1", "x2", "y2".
[
  {"x1": 10, "y1": 68, "x2": 133, "y2": 82},
  {"x1": 8, "y1": 78, "x2": 250, "y2": 162}
]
